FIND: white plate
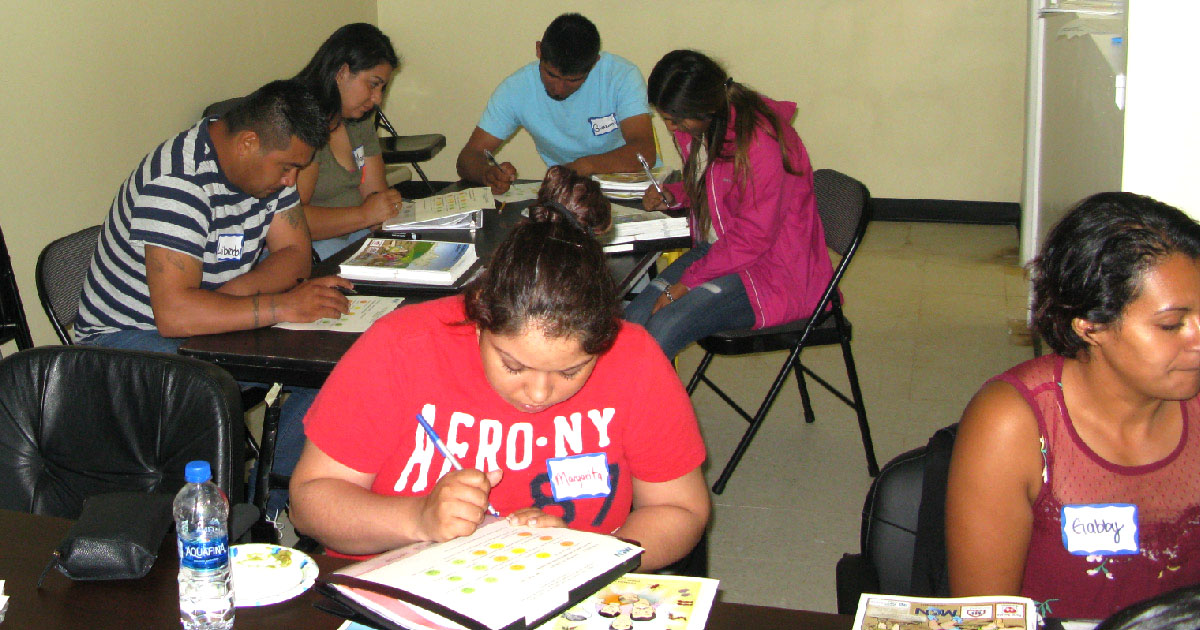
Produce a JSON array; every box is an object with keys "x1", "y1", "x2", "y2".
[{"x1": 230, "y1": 543, "x2": 318, "y2": 607}]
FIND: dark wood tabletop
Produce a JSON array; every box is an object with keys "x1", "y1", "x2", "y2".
[
  {"x1": 179, "y1": 194, "x2": 686, "y2": 388},
  {"x1": 1, "y1": 509, "x2": 851, "y2": 630}
]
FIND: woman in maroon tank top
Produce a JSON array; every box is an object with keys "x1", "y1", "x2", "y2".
[{"x1": 947, "y1": 192, "x2": 1200, "y2": 620}]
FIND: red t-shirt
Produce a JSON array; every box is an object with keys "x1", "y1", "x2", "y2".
[{"x1": 305, "y1": 296, "x2": 706, "y2": 539}]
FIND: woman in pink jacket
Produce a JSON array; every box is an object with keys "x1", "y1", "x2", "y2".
[{"x1": 625, "y1": 50, "x2": 834, "y2": 358}]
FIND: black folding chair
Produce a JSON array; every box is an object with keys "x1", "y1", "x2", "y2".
[
  {"x1": 686, "y1": 169, "x2": 879, "y2": 494},
  {"x1": 0, "y1": 224, "x2": 34, "y2": 355},
  {"x1": 35, "y1": 224, "x2": 101, "y2": 345},
  {"x1": 376, "y1": 109, "x2": 445, "y2": 195}
]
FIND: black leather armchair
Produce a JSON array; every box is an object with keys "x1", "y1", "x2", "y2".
[{"x1": 0, "y1": 346, "x2": 245, "y2": 519}]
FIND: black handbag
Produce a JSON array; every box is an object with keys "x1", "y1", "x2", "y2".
[{"x1": 38, "y1": 492, "x2": 175, "y2": 584}]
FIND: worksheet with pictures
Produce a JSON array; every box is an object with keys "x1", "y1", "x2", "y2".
[
  {"x1": 536, "y1": 573, "x2": 719, "y2": 630},
  {"x1": 331, "y1": 520, "x2": 642, "y2": 630},
  {"x1": 852, "y1": 594, "x2": 1039, "y2": 630}
]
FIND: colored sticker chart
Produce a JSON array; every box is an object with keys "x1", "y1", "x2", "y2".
[
  {"x1": 538, "y1": 574, "x2": 719, "y2": 630},
  {"x1": 329, "y1": 520, "x2": 643, "y2": 630}
]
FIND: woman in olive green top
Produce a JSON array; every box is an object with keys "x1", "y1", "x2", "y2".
[{"x1": 295, "y1": 23, "x2": 405, "y2": 260}]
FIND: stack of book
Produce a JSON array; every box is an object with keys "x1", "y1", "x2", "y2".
[
  {"x1": 382, "y1": 187, "x2": 495, "y2": 232},
  {"x1": 601, "y1": 205, "x2": 690, "y2": 252},
  {"x1": 592, "y1": 168, "x2": 670, "y2": 200},
  {"x1": 339, "y1": 238, "x2": 478, "y2": 286}
]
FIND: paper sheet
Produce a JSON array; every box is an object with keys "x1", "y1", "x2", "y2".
[{"x1": 274, "y1": 296, "x2": 403, "y2": 333}]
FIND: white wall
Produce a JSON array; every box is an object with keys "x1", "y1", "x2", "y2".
[
  {"x1": 377, "y1": 1, "x2": 1027, "y2": 202},
  {"x1": 0, "y1": 0, "x2": 377, "y2": 346},
  {"x1": 1122, "y1": 2, "x2": 1200, "y2": 217}
]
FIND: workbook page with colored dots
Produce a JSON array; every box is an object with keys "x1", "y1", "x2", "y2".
[{"x1": 333, "y1": 520, "x2": 643, "y2": 630}]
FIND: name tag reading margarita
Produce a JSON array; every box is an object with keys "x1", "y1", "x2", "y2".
[
  {"x1": 547, "y1": 453, "x2": 611, "y2": 501},
  {"x1": 1061, "y1": 503, "x2": 1139, "y2": 556}
]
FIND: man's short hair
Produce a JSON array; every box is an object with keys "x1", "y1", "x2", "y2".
[
  {"x1": 540, "y1": 13, "x2": 600, "y2": 75},
  {"x1": 222, "y1": 80, "x2": 329, "y2": 152}
]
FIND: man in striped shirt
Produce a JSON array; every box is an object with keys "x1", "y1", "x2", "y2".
[
  {"x1": 76, "y1": 80, "x2": 351, "y2": 345},
  {"x1": 75, "y1": 80, "x2": 352, "y2": 516}
]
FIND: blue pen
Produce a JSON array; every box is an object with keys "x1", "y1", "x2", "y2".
[{"x1": 416, "y1": 413, "x2": 501, "y2": 517}]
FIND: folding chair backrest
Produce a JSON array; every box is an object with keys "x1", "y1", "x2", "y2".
[
  {"x1": 36, "y1": 225, "x2": 101, "y2": 345},
  {"x1": 813, "y1": 169, "x2": 871, "y2": 258},
  {"x1": 0, "y1": 224, "x2": 34, "y2": 352}
]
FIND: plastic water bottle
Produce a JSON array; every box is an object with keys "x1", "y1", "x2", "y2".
[{"x1": 174, "y1": 460, "x2": 235, "y2": 630}]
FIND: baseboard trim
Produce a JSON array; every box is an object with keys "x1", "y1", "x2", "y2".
[{"x1": 872, "y1": 198, "x2": 1020, "y2": 225}]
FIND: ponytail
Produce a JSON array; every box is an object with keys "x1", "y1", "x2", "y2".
[{"x1": 463, "y1": 166, "x2": 620, "y2": 355}]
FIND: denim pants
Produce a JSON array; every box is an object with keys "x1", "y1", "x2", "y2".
[
  {"x1": 624, "y1": 243, "x2": 756, "y2": 358},
  {"x1": 81, "y1": 329, "x2": 314, "y2": 515}
]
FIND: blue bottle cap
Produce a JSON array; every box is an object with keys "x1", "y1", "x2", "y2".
[{"x1": 184, "y1": 460, "x2": 212, "y2": 483}]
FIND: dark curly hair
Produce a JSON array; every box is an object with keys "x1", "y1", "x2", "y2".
[
  {"x1": 1032, "y1": 192, "x2": 1200, "y2": 358},
  {"x1": 464, "y1": 166, "x2": 619, "y2": 355}
]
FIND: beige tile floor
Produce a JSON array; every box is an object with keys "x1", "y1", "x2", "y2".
[{"x1": 277, "y1": 221, "x2": 1033, "y2": 614}]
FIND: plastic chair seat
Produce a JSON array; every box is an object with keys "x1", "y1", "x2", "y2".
[
  {"x1": 698, "y1": 312, "x2": 849, "y2": 356},
  {"x1": 379, "y1": 133, "x2": 446, "y2": 164}
]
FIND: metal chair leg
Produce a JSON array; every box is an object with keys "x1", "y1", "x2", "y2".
[
  {"x1": 685, "y1": 351, "x2": 715, "y2": 395},
  {"x1": 794, "y1": 363, "x2": 816, "y2": 424},
  {"x1": 250, "y1": 384, "x2": 284, "y2": 544},
  {"x1": 711, "y1": 346, "x2": 802, "y2": 494},
  {"x1": 412, "y1": 162, "x2": 436, "y2": 194},
  {"x1": 838, "y1": 327, "x2": 879, "y2": 477}
]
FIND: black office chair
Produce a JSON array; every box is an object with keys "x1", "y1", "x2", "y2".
[
  {"x1": 36, "y1": 224, "x2": 270, "y2": 508},
  {"x1": 0, "y1": 346, "x2": 245, "y2": 518},
  {"x1": 686, "y1": 169, "x2": 879, "y2": 494},
  {"x1": 375, "y1": 109, "x2": 445, "y2": 195},
  {"x1": 0, "y1": 223, "x2": 34, "y2": 355},
  {"x1": 834, "y1": 424, "x2": 957, "y2": 614},
  {"x1": 35, "y1": 224, "x2": 102, "y2": 344}
]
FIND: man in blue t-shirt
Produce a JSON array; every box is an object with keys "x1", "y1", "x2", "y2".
[{"x1": 455, "y1": 13, "x2": 656, "y2": 194}]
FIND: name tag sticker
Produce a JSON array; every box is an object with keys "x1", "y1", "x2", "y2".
[
  {"x1": 547, "y1": 453, "x2": 611, "y2": 501},
  {"x1": 353, "y1": 145, "x2": 366, "y2": 169},
  {"x1": 589, "y1": 113, "x2": 618, "y2": 136},
  {"x1": 215, "y1": 233, "x2": 245, "y2": 261},
  {"x1": 1061, "y1": 503, "x2": 1139, "y2": 556}
]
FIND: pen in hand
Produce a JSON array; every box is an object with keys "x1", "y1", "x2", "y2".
[
  {"x1": 484, "y1": 150, "x2": 513, "y2": 184},
  {"x1": 415, "y1": 413, "x2": 501, "y2": 517}
]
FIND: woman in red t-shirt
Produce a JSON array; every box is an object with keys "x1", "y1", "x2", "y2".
[{"x1": 289, "y1": 167, "x2": 710, "y2": 569}]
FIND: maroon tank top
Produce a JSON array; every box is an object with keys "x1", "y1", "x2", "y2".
[{"x1": 993, "y1": 355, "x2": 1200, "y2": 619}]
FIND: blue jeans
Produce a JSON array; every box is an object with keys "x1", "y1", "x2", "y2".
[
  {"x1": 624, "y1": 243, "x2": 756, "y2": 358},
  {"x1": 81, "y1": 329, "x2": 313, "y2": 515}
]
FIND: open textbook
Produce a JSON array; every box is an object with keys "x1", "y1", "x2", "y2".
[
  {"x1": 339, "y1": 238, "x2": 478, "y2": 286},
  {"x1": 382, "y1": 187, "x2": 494, "y2": 232},
  {"x1": 318, "y1": 520, "x2": 643, "y2": 630},
  {"x1": 600, "y1": 205, "x2": 689, "y2": 252},
  {"x1": 852, "y1": 593, "x2": 1040, "y2": 630}
]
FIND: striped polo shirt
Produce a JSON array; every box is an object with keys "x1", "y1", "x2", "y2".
[{"x1": 74, "y1": 119, "x2": 299, "y2": 341}]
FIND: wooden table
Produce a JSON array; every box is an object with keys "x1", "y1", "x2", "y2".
[
  {"x1": 179, "y1": 196, "x2": 685, "y2": 388},
  {"x1": 1, "y1": 509, "x2": 851, "y2": 630}
]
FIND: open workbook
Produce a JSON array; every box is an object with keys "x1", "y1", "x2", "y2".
[
  {"x1": 382, "y1": 187, "x2": 495, "y2": 232},
  {"x1": 317, "y1": 521, "x2": 643, "y2": 630}
]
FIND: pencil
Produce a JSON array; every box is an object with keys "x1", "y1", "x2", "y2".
[{"x1": 415, "y1": 413, "x2": 501, "y2": 517}]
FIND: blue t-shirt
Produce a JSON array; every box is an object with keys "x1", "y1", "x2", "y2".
[{"x1": 478, "y1": 52, "x2": 651, "y2": 167}]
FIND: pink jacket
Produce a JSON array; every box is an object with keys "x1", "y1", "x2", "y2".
[{"x1": 664, "y1": 97, "x2": 834, "y2": 329}]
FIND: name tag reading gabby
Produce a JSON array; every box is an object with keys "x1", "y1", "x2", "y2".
[
  {"x1": 547, "y1": 453, "x2": 611, "y2": 502},
  {"x1": 1061, "y1": 503, "x2": 1139, "y2": 556}
]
